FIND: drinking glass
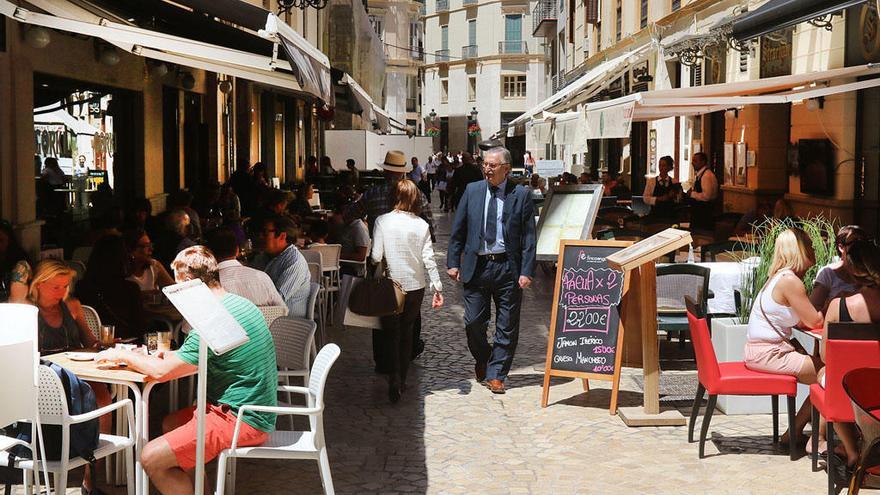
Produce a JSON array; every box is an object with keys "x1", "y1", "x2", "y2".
[
  {"x1": 146, "y1": 332, "x2": 158, "y2": 354},
  {"x1": 100, "y1": 325, "x2": 115, "y2": 348},
  {"x1": 157, "y1": 331, "x2": 173, "y2": 352}
]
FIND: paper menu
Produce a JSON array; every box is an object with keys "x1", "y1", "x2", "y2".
[{"x1": 162, "y1": 280, "x2": 249, "y2": 355}]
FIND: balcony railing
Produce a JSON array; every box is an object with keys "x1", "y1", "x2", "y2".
[
  {"x1": 498, "y1": 41, "x2": 527, "y2": 54},
  {"x1": 532, "y1": 0, "x2": 558, "y2": 36},
  {"x1": 411, "y1": 46, "x2": 424, "y2": 60},
  {"x1": 436, "y1": 0, "x2": 448, "y2": 12},
  {"x1": 551, "y1": 73, "x2": 564, "y2": 93},
  {"x1": 463, "y1": 0, "x2": 478, "y2": 5},
  {"x1": 435, "y1": 49, "x2": 450, "y2": 62},
  {"x1": 461, "y1": 45, "x2": 478, "y2": 59}
]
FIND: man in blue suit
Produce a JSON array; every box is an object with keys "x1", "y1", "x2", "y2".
[{"x1": 446, "y1": 146, "x2": 537, "y2": 394}]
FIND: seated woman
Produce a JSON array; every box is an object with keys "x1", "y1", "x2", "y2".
[
  {"x1": 810, "y1": 225, "x2": 868, "y2": 312},
  {"x1": 77, "y1": 235, "x2": 146, "y2": 341},
  {"x1": 744, "y1": 227, "x2": 824, "y2": 445},
  {"x1": 0, "y1": 220, "x2": 32, "y2": 303},
  {"x1": 29, "y1": 259, "x2": 111, "y2": 493},
  {"x1": 124, "y1": 228, "x2": 174, "y2": 292},
  {"x1": 817, "y1": 240, "x2": 880, "y2": 466}
]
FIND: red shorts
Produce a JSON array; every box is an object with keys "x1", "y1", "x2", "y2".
[{"x1": 162, "y1": 404, "x2": 269, "y2": 470}]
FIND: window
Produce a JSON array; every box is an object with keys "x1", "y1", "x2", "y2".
[
  {"x1": 672, "y1": 0, "x2": 681, "y2": 11},
  {"x1": 640, "y1": 0, "x2": 648, "y2": 29},
  {"x1": 505, "y1": 15, "x2": 522, "y2": 42},
  {"x1": 441, "y1": 80, "x2": 449, "y2": 103},
  {"x1": 468, "y1": 77, "x2": 477, "y2": 101},
  {"x1": 597, "y1": 22, "x2": 602, "y2": 51},
  {"x1": 410, "y1": 21, "x2": 422, "y2": 58},
  {"x1": 615, "y1": 0, "x2": 621, "y2": 42},
  {"x1": 468, "y1": 20, "x2": 477, "y2": 46},
  {"x1": 407, "y1": 76, "x2": 418, "y2": 112},
  {"x1": 441, "y1": 25, "x2": 449, "y2": 50},
  {"x1": 369, "y1": 15, "x2": 383, "y2": 41},
  {"x1": 502, "y1": 75, "x2": 527, "y2": 98}
]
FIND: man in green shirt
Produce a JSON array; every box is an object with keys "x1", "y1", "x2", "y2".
[{"x1": 97, "y1": 245, "x2": 277, "y2": 495}]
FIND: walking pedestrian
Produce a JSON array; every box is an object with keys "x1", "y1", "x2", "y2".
[
  {"x1": 372, "y1": 179, "x2": 444, "y2": 402},
  {"x1": 446, "y1": 146, "x2": 537, "y2": 394}
]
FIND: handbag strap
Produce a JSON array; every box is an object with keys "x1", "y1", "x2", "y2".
[{"x1": 758, "y1": 283, "x2": 789, "y2": 342}]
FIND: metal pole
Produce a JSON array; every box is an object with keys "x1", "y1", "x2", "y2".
[{"x1": 194, "y1": 338, "x2": 208, "y2": 495}]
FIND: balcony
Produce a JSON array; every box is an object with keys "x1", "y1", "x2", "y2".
[
  {"x1": 435, "y1": 49, "x2": 450, "y2": 62},
  {"x1": 551, "y1": 73, "x2": 565, "y2": 93},
  {"x1": 532, "y1": 0, "x2": 557, "y2": 37},
  {"x1": 462, "y1": 0, "x2": 478, "y2": 5},
  {"x1": 461, "y1": 45, "x2": 478, "y2": 59},
  {"x1": 498, "y1": 41, "x2": 527, "y2": 55},
  {"x1": 411, "y1": 46, "x2": 424, "y2": 61},
  {"x1": 436, "y1": 0, "x2": 448, "y2": 12}
]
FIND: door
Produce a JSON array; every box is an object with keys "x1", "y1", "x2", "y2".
[
  {"x1": 162, "y1": 87, "x2": 180, "y2": 193},
  {"x1": 504, "y1": 15, "x2": 522, "y2": 53}
]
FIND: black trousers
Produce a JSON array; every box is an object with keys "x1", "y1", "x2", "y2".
[
  {"x1": 463, "y1": 258, "x2": 522, "y2": 381},
  {"x1": 379, "y1": 288, "x2": 425, "y2": 387}
]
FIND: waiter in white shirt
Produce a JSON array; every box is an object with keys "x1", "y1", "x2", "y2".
[
  {"x1": 686, "y1": 152, "x2": 719, "y2": 232},
  {"x1": 643, "y1": 156, "x2": 678, "y2": 220}
]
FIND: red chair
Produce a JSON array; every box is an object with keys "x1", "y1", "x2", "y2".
[
  {"x1": 810, "y1": 323, "x2": 880, "y2": 495},
  {"x1": 685, "y1": 296, "x2": 798, "y2": 459},
  {"x1": 843, "y1": 367, "x2": 880, "y2": 495}
]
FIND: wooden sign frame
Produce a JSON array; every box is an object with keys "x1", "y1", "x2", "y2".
[
  {"x1": 605, "y1": 228, "x2": 692, "y2": 272},
  {"x1": 541, "y1": 239, "x2": 632, "y2": 414}
]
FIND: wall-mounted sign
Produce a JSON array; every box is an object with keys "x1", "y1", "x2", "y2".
[{"x1": 760, "y1": 27, "x2": 793, "y2": 78}]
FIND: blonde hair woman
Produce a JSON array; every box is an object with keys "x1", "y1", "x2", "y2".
[
  {"x1": 744, "y1": 227, "x2": 824, "y2": 446},
  {"x1": 371, "y1": 179, "x2": 444, "y2": 403},
  {"x1": 29, "y1": 259, "x2": 99, "y2": 353}
]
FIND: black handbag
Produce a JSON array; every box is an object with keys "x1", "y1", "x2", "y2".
[{"x1": 348, "y1": 260, "x2": 406, "y2": 317}]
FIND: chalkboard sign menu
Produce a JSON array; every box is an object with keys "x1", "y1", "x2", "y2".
[{"x1": 541, "y1": 240, "x2": 630, "y2": 413}]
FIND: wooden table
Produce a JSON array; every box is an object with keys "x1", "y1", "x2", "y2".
[{"x1": 44, "y1": 352, "x2": 191, "y2": 495}]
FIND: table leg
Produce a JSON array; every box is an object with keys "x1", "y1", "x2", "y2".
[{"x1": 141, "y1": 382, "x2": 158, "y2": 495}]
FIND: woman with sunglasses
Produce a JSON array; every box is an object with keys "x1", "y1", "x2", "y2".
[
  {"x1": 809, "y1": 225, "x2": 869, "y2": 312},
  {"x1": 124, "y1": 228, "x2": 174, "y2": 292}
]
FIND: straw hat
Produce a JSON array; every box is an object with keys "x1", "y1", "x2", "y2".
[{"x1": 379, "y1": 150, "x2": 411, "y2": 173}]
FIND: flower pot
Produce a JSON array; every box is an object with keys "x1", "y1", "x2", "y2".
[{"x1": 710, "y1": 317, "x2": 811, "y2": 415}]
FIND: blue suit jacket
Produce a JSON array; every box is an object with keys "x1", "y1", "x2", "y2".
[{"x1": 446, "y1": 179, "x2": 537, "y2": 284}]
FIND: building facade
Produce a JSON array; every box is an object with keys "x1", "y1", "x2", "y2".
[
  {"x1": 527, "y1": 0, "x2": 880, "y2": 231},
  {"x1": 421, "y1": 0, "x2": 547, "y2": 165}
]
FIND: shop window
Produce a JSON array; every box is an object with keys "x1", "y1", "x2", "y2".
[
  {"x1": 468, "y1": 77, "x2": 477, "y2": 101},
  {"x1": 502, "y1": 75, "x2": 527, "y2": 98}
]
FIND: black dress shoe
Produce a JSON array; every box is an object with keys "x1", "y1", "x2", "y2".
[{"x1": 474, "y1": 362, "x2": 487, "y2": 382}]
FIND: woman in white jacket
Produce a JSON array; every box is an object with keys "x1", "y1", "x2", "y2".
[{"x1": 372, "y1": 179, "x2": 444, "y2": 402}]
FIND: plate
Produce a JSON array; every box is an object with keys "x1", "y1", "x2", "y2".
[{"x1": 65, "y1": 352, "x2": 95, "y2": 361}]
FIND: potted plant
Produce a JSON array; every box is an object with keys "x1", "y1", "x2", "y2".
[
  {"x1": 426, "y1": 126, "x2": 441, "y2": 137},
  {"x1": 711, "y1": 215, "x2": 836, "y2": 414},
  {"x1": 467, "y1": 123, "x2": 481, "y2": 138}
]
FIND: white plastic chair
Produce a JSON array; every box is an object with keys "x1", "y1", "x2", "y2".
[
  {"x1": 215, "y1": 344, "x2": 341, "y2": 495},
  {"x1": 306, "y1": 263, "x2": 327, "y2": 330},
  {"x1": 24, "y1": 366, "x2": 136, "y2": 495},
  {"x1": 270, "y1": 316, "x2": 317, "y2": 429},
  {"x1": 81, "y1": 305, "x2": 102, "y2": 342},
  {"x1": 307, "y1": 245, "x2": 342, "y2": 324},
  {"x1": 258, "y1": 305, "x2": 288, "y2": 329},
  {"x1": 305, "y1": 282, "x2": 323, "y2": 346}
]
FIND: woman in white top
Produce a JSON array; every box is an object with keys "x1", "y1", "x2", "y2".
[
  {"x1": 372, "y1": 179, "x2": 444, "y2": 403},
  {"x1": 744, "y1": 227, "x2": 824, "y2": 444},
  {"x1": 124, "y1": 228, "x2": 174, "y2": 292}
]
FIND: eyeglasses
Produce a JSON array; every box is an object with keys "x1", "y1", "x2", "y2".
[{"x1": 483, "y1": 162, "x2": 508, "y2": 169}]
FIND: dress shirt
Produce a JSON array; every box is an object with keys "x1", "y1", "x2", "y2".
[
  {"x1": 480, "y1": 180, "x2": 507, "y2": 255},
  {"x1": 264, "y1": 244, "x2": 312, "y2": 318},
  {"x1": 371, "y1": 210, "x2": 442, "y2": 292},
  {"x1": 217, "y1": 259, "x2": 287, "y2": 310},
  {"x1": 690, "y1": 167, "x2": 719, "y2": 202}
]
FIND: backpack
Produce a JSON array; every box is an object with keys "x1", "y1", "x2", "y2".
[{"x1": 2, "y1": 361, "x2": 100, "y2": 494}]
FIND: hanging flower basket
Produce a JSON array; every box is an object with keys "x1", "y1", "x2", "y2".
[
  {"x1": 467, "y1": 123, "x2": 481, "y2": 138},
  {"x1": 426, "y1": 126, "x2": 441, "y2": 137}
]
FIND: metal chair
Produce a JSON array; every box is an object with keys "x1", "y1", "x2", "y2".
[
  {"x1": 656, "y1": 264, "x2": 711, "y2": 347},
  {"x1": 215, "y1": 344, "x2": 341, "y2": 495},
  {"x1": 843, "y1": 367, "x2": 880, "y2": 494}
]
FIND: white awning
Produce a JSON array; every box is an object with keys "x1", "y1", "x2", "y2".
[
  {"x1": 1, "y1": 0, "x2": 327, "y2": 99},
  {"x1": 509, "y1": 42, "x2": 656, "y2": 126}
]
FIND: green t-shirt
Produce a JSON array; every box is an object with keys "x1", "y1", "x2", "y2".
[{"x1": 177, "y1": 293, "x2": 277, "y2": 432}]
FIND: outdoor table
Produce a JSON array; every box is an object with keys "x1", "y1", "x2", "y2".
[{"x1": 44, "y1": 351, "x2": 194, "y2": 495}]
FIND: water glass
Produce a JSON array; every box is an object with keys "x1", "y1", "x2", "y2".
[
  {"x1": 146, "y1": 332, "x2": 158, "y2": 354},
  {"x1": 100, "y1": 325, "x2": 115, "y2": 347},
  {"x1": 157, "y1": 331, "x2": 173, "y2": 352}
]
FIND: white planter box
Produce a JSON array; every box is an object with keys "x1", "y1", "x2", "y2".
[{"x1": 710, "y1": 317, "x2": 811, "y2": 415}]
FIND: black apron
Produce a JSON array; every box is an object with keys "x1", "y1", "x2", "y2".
[
  {"x1": 690, "y1": 168, "x2": 715, "y2": 232},
  {"x1": 651, "y1": 177, "x2": 675, "y2": 220}
]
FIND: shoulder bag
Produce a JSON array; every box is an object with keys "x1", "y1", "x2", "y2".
[{"x1": 348, "y1": 259, "x2": 406, "y2": 317}]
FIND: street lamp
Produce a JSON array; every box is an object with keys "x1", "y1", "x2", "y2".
[
  {"x1": 429, "y1": 108, "x2": 437, "y2": 120},
  {"x1": 469, "y1": 107, "x2": 478, "y2": 121}
]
